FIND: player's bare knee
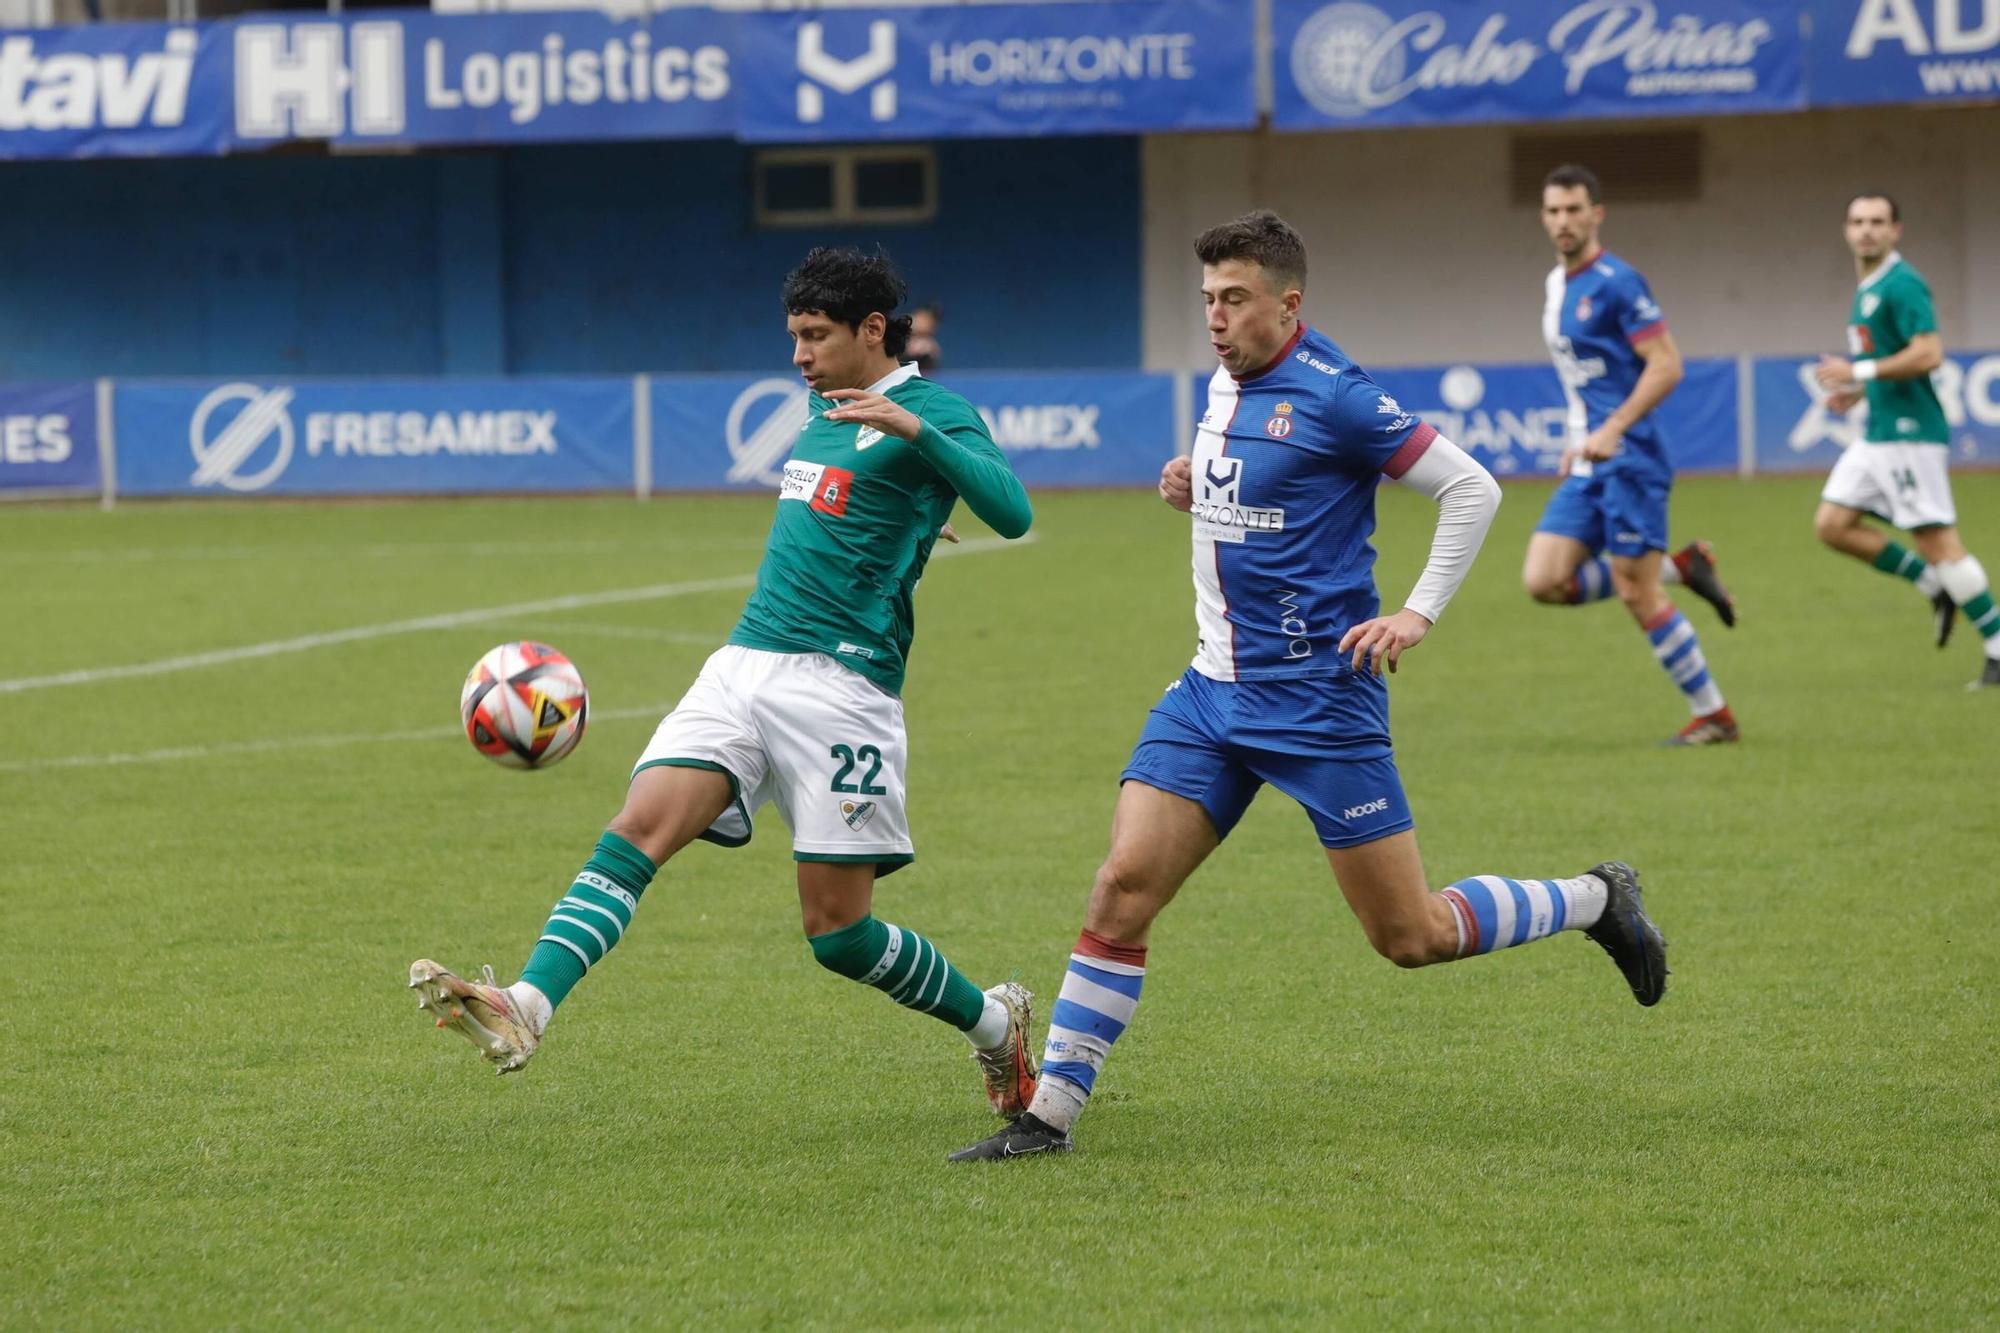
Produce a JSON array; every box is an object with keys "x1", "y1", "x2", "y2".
[
  {"x1": 1813, "y1": 506, "x2": 1855, "y2": 549},
  {"x1": 1084, "y1": 860, "x2": 1166, "y2": 938}
]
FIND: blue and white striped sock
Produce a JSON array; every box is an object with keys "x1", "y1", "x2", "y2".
[
  {"x1": 1027, "y1": 930, "x2": 1145, "y2": 1133},
  {"x1": 1644, "y1": 607, "x2": 1725, "y2": 714},
  {"x1": 1569, "y1": 557, "x2": 1616, "y2": 604},
  {"x1": 1440, "y1": 874, "x2": 1608, "y2": 957}
]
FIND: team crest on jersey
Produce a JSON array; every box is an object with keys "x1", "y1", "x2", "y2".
[
  {"x1": 1576, "y1": 296, "x2": 1593, "y2": 321},
  {"x1": 840, "y1": 800, "x2": 876, "y2": 831},
  {"x1": 1861, "y1": 293, "x2": 1881, "y2": 318},
  {"x1": 1274, "y1": 400, "x2": 1293, "y2": 415},
  {"x1": 1265, "y1": 416, "x2": 1293, "y2": 438},
  {"x1": 854, "y1": 426, "x2": 886, "y2": 450}
]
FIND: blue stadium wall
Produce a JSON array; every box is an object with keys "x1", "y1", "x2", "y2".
[{"x1": 0, "y1": 137, "x2": 1140, "y2": 378}]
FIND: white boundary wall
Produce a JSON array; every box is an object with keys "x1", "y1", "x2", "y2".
[{"x1": 1142, "y1": 107, "x2": 2000, "y2": 372}]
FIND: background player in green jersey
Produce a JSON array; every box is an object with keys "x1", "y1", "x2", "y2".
[
  {"x1": 409, "y1": 248, "x2": 1047, "y2": 1121},
  {"x1": 1814, "y1": 193, "x2": 2000, "y2": 689}
]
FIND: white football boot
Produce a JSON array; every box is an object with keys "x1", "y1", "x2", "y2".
[
  {"x1": 409, "y1": 959, "x2": 539, "y2": 1074},
  {"x1": 969, "y1": 981, "x2": 1039, "y2": 1117}
]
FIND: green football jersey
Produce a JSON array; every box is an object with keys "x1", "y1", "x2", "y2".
[
  {"x1": 728, "y1": 365, "x2": 1032, "y2": 695},
  {"x1": 1847, "y1": 252, "x2": 1949, "y2": 444}
]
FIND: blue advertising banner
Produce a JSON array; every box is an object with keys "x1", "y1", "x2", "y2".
[
  {"x1": 0, "y1": 23, "x2": 231, "y2": 160},
  {"x1": 736, "y1": 0, "x2": 1255, "y2": 142},
  {"x1": 1358, "y1": 357, "x2": 1739, "y2": 475},
  {"x1": 112, "y1": 378, "x2": 633, "y2": 497},
  {"x1": 649, "y1": 371, "x2": 1178, "y2": 493},
  {"x1": 1273, "y1": 0, "x2": 1804, "y2": 128},
  {"x1": 1751, "y1": 349, "x2": 2000, "y2": 474},
  {"x1": 279, "y1": 9, "x2": 736, "y2": 150},
  {"x1": 1807, "y1": 0, "x2": 2000, "y2": 106},
  {"x1": 0, "y1": 382, "x2": 98, "y2": 492}
]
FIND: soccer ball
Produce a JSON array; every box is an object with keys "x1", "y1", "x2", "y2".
[{"x1": 460, "y1": 641, "x2": 588, "y2": 769}]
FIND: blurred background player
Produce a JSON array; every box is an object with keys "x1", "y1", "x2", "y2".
[
  {"x1": 908, "y1": 303, "x2": 944, "y2": 375},
  {"x1": 409, "y1": 247, "x2": 1045, "y2": 1120},
  {"x1": 1520, "y1": 165, "x2": 1741, "y2": 745},
  {"x1": 949, "y1": 211, "x2": 1668, "y2": 1162},
  {"x1": 1812, "y1": 193, "x2": 2000, "y2": 690}
]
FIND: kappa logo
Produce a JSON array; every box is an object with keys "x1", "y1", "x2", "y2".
[
  {"x1": 1342, "y1": 797, "x2": 1390, "y2": 820},
  {"x1": 726, "y1": 378, "x2": 814, "y2": 486},
  {"x1": 840, "y1": 799, "x2": 877, "y2": 830},
  {"x1": 797, "y1": 19, "x2": 897, "y2": 124}
]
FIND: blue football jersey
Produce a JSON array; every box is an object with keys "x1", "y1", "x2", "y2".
[
  {"x1": 1188, "y1": 325, "x2": 1437, "y2": 683},
  {"x1": 1542, "y1": 250, "x2": 1671, "y2": 476}
]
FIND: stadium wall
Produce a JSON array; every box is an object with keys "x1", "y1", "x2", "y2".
[
  {"x1": 0, "y1": 136, "x2": 1140, "y2": 380},
  {"x1": 1141, "y1": 107, "x2": 2000, "y2": 371}
]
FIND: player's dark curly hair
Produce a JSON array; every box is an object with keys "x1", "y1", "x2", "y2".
[
  {"x1": 782, "y1": 247, "x2": 913, "y2": 359},
  {"x1": 1194, "y1": 210, "x2": 1307, "y2": 294}
]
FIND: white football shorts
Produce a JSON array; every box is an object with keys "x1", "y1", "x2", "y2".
[
  {"x1": 1821, "y1": 441, "x2": 1956, "y2": 530},
  {"x1": 634, "y1": 645, "x2": 914, "y2": 868}
]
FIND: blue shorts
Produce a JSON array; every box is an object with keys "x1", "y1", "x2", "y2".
[
  {"x1": 1534, "y1": 466, "x2": 1670, "y2": 557},
  {"x1": 1121, "y1": 668, "x2": 1412, "y2": 850}
]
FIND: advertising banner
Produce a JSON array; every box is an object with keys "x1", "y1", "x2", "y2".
[
  {"x1": 1806, "y1": 0, "x2": 2000, "y2": 106},
  {"x1": 1751, "y1": 349, "x2": 2000, "y2": 473},
  {"x1": 1273, "y1": 0, "x2": 1805, "y2": 128},
  {"x1": 1192, "y1": 357, "x2": 1738, "y2": 477},
  {"x1": 113, "y1": 377, "x2": 634, "y2": 497},
  {"x1": 735, "y1": 0, "x2": 1256, "y2": 142},
  {"x1": 649, "y1": 370, "x2": 1179, "y2": 493},
  {"x1": 0, "y1": 381, "x2": 98, "y2": 492}
]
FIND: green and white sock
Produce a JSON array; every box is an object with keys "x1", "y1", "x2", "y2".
[
  {"x1": 808, "y1": 914, "x2": 987, "y2": 1032},
  {"x1": 1873, "y1": 541, "x2": 1944, "y2": 597},
  {"x1": 1939, "y1": 556, "x2": 2000, "y2": 657},
  {"x1": 516, "y1": 832, "x2": 658, "y2": 1015}
]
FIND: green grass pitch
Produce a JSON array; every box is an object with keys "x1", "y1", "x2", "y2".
[{"x1": 4, "y1": 475, "x2": 1996, "y2": 1327}]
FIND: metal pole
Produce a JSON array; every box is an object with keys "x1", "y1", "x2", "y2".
[
  {"x1": 95, "y1": 376, "x2": 117, "y2": 511},
  {"x1": 633, "y1": 374, "x2": 653, "y2": 500}
]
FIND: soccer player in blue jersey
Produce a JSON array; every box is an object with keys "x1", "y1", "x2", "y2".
[
  {"x1": 949, "y1": 210, "x2": 1669, "y2": 1161},
  {"x1": 1519, "y1": 164, "x2": 1741, "y2": 746}
]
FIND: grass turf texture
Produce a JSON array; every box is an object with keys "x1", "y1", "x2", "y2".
[{"x1": 4, "y1": 476, "x2": 1996, "y2": 1328}]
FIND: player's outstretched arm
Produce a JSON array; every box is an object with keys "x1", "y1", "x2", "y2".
[
  {"x1": 909, "y1": 421, "x2": 1033, "y2": 540},
  {"x1": 1340, "y1": 433, "x2": 1500, "y2": 674},
  {"x1": 824, "y1": 389, "x2": 1032, "y2": 538}
]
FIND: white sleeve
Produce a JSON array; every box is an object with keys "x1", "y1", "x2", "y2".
[{"x1": 1388, "y1": 431, "x2": 1501, "y2": 625}]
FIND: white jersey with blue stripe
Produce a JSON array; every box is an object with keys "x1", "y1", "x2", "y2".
[
  {"x1": 1190, "y1": 325, "x2": 1437, "y2": 683},
  {"x1": 1542, "y1": 250, "x2": 1671, "y2": 477}
]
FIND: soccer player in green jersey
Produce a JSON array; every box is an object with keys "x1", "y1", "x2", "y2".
[
  {"x1": 410, "y1": 248, "x2": 1046, "y2": 1118},
  {"x1": 1813, "y1": 193, "x2": 2000, "y2": 689}
]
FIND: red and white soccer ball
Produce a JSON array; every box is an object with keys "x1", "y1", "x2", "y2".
[{"x1": 460, "y1": 642, "x2": 589, "y2": 770}]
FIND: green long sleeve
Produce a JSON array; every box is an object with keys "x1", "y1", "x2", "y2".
[{"x1": 910, "y1": 417, "x2": 1034, "y2": 539}]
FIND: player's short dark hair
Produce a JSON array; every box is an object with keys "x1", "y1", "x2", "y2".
[
  {"x1": 782, "y1": 247, "x2": 912, "y2": 359},
  {"x1": 1543, "y1": 163, "x2": 1602, "y2": 204},
  {"x1": 1848, "y1": 191, "x2": 1901, "y2": 222},
  {"x1": 1195, "y1": 210, "x2": 1307, "y2": 294}
]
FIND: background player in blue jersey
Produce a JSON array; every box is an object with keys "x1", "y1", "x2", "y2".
[
  {"x1": 950, "y1": 211, "x2": 1670, "y2": 1162},
  {"x1": 1519, "y1": 165, "x2": 1741, "y2": 746}
]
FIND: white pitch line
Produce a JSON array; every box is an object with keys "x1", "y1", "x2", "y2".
[
  {"x1": 520, "y1": 622, "x2": 723, "y2": 646},
  {"x1": 0, "y1": 533, "x2": 1028, "y2": 695},
  {"x1": 0, "y1": 702, "x2": 679, "y2": 774}
]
